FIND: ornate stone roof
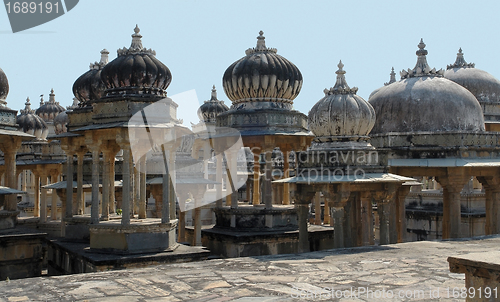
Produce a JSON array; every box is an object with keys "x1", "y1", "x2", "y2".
[
  {"x1": 72, "y1": 49, "x2": 109, "y2": 107},
  {"x1": 444, "y1": 48, "x2": 500, "y2": 106},
  {"x1": 222, "y1": 31, "x2": 302, "y2": 106},
  {"x1": 100, "y1": 25, "x2": 172, "y2": 99},
  {"x1": 36, "y1": 89, "x2": 65, "y2": 122},
  {"x1": 369, "y1": 40, "x2": 485, "y2": 134},
  {"x1": 17, "y1": 98, "x2": 48, "y2": 140},
  {"x1": 308, "y1": 61, "x2": 375, "y2": 147},
  {"x1": 197, "y1": 86, "x2": 229, "y2": 123}
]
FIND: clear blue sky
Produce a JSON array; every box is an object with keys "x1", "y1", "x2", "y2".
[{"x1": 1, "y1": 0, "x2": 499, "y2": 127}]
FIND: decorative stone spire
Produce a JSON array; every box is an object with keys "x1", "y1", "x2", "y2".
[
  {"x1": 90, "y1": 49, "x2": 109, "y2": 70},
  {"x1": 324, "y1": 60, "x2": 358, "y2": 95},
  {"x1": 39, "y1": 95, "x2": 44, "y2": 107},
  {"x1": 447, "y1": 48, "x2": 475, "y2": 69},
  {"x1": 245, "y1": 30, "x2": 277, "y2": 55},
  {"x1": 384, "y1": 67, "x2": 396, "y2": 86},
  {"x1": 20, "y1": 97, "x2": 34, "y2": 115},
  {"x1": 117, "y1": 25, "x2": 156, "y2": 57},
  {"x1": 400, "y1": 39, "x2": 444, "y2": 79},
  {"x1": 210, "y1": 85, "x2": 217, "y2": 101},
  {"x1": 49, "y1": 88, "x2": 56, "y2": 103}
]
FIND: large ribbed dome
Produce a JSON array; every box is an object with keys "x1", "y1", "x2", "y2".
[
  {"x1": 197, "y1": 86, "x2": 229, "y2": 123},
  {"x1": 17, "y1": 98, "x2": 48, "y2": 140},
  {"x1": 309, "y1": 61, "x2": 375, "y2": 141},
  {"x1": 100, "y1": 25, "x2": 172, "y2": 99},
  {"x1": 222, "y1": 31, "x2": 302, "y2": 105},
  {"x1": 444, "y1": 48, "x2": 500, "y2": 105},
  {"x1": 0, "y1": 67, "x2": 9, "y2": 106},
  {"x1": 72, "y1": 49, "x2": 109, "y2": 107},
  {"x1": 368, "y1": 39, "x2": 485, "y2": 134},
  {"x1": 36, "y1": 89, "x2": 65, "y2": 122}
]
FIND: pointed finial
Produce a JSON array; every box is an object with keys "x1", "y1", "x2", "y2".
[
  {"x1": 130, "y1": 24, "x2": 144, "y2": 52},
  {"x1": 21, "y1": 97, "x2": 33, "y2": 114},
  {"x1": 447, "y1": 47, "x2": 475, "y2": 69},
  {"x1": 327, "y1": 60, "x2": 357, "y2": 94},
  {"x1": 39, "y1": 94, "x2": 44, "y2": 106},
  {"x1": 211, "y1": 85, "x2": 217, "y2": 101},
  {"x1": 401, "y1": 39, "x2": 443, "y2": 79},
  {"x1": 337, "y1": 60, "x2": 344, "y2": 71},
  {"x1": 49, "y1": 89, "x2": 56, "y2": 103},
  {"x1": 134, "y1": 24, "x2": 140, "y2": 34},
  {"x1": 385, "y1": 67, "x2": 397, "y2": 85},
  {"x1": 256, "y1": 30, "x2": 266, "y2": 50},
  {"x1": 100, "y1": 49, "x2": 109, "y2": 65}
]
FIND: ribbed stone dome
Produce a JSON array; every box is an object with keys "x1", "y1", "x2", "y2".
[
  {"x1": 54, "y1": 98, "x2": 78, "y2": 135},
  {"x1": 100, "y1": 25, "x2": 172, "y2": 99},
  {"x1": 309, "y1": 61, "x2": 375, "y2": 146},
  {"x1": 72, "y1": 49, "x2": 109, "y2": 107},
  {"x1": 444, "y1": 48, "x2": 500, "y2": 104},
  {"x1": 222, "y1": 31, "x2": 302, "y2": 106},
  {"x1": 0, "y1": 67, "x2": 9, "y2": 106},
  {"x1": 197, "y1": 86, "x2": 229, "y2": 123},
  {"x1": 36, "y1": 89, "x2": 65, "y2": 122},
  {"x1": 17, "y1": 98, "x2": 48, "y2": 140},
  {"x1": 368, "y1": 39, "x2": 485, "y2": 134}
]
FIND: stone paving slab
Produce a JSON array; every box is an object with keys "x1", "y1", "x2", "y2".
[{"x1": 2, "y1": 235, "x2": 500, "y2": 301}]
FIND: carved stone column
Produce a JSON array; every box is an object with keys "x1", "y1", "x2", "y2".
[
  {"x1": 282, "y1": 150, "x2": 291, "y2": 205},
  {"x1": 314, "y1": 192, "x2": 321, "y2": 225},
  {"x1": 139, "y1": 156, "x2": 147, "y2": 219},
  {"x1": 90, "y1": 147, "x2": 100, "y2": 224},
  {"x1": 360, "y1": 192, "x2": 374, "y2": 246},
  {"x1": 252, "y1": 155, "x2": 260, "y2": 205},
  {"x1": 396, "y1": 186, "x2": 411, "y2": 243},
  {"x1": 215, "y1": 153, "x2": 223, "y2": 208},
  {"x1": 65, "y1": 153, "x2": 74, "y2": 219},
  {"x1": 325, "y1": 183, "x2": 350, "y2": 248},
  {"x1": 33, "y1": 171, "x2": 40, "y2": 218},
  {"x1": 263, "y1": 150, "x2": 273, "y2": 209},
  {"x1": 437, "y1": 170, "x2": 468, "y2": 239},
  {"x1": 76, "y1": 151, "x2": 85, "y2": 215},
  {"x1": 50, "y1": 172, "x2": 59, "y2": 220},
  {"x1": 294, "y1": 185, "x2": 316, "y2": 253},
  {"x1": 373, "y1": 184, "x2": 397, "y2": 245},
  {"x1": 477, "y1": 176, "x2": 500, "y2": 235},
  {"x1": 1, "y1": 138, "x2": 22, "y2": 211},
  {"x1": 101, "y1": 151, "x2": 110, "y2": 221},
  {"x1": 40, "y1": 173, "x2": 48, "y2": 223},
  {"x1": 121, "y1": 147, "x2": 131, "y2": 225},
  {"x1": 193, "y1": 207, "x2": 202, "y2": 246}
]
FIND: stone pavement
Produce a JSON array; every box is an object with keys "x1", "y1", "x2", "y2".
[{"x1": 2, "y1": 235, "x2": 500, "y2": 302}]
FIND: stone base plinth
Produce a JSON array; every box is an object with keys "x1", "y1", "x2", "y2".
[
  {"x1": 89, "y1": 219, "x2": 178, "y2": 254},
  {"x1": 47, "y1": 237, "x2": 210, "y2": 276},
  {"x1": 0, "y1": 228, "x2": 46, "y2": 280},
  {"x1": 64, "y1": 216, "x2": 92, "y2": 240},
  {"x1": 0, "y1": 211, "x2": 19, "y2": 230},
  {"x1": 448, "y1": 252, "x2": 500, "y2": 302},
  {"x1": 214, "y1": 205, "x2": 298, "y2": 231},
  {"x1": 197, "y1": 225, "x2": 334, "y2": 258}
]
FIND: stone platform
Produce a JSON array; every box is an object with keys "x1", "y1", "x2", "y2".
[{"x1": 3, "y1": 235, "x2": 500, "y2": 301}]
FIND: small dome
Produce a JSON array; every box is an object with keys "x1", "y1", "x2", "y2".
[
  {"x1": 72, "y1": 49, "x2": 109, "y2": 107},
  {"x1": 369, "y1": 39, "x2": 485, "y2": 134},
  {"x1": 197, "y1": 86, "x2": 229, "y2": 123},
  {"x1": 222, "y1": 31, "x2": 302, "y2": 105},
  {"x1": 308, "y1": 61, "x2": 375, "y2": 142},
  {"x1": 100, "y1": 25, "x2": 172, "y2": 99},
  {"x1": 54, "y1": 98, "x2": 78, "y2": 135},
  {"x1": 17, "y1": 98, "x2": 49, "y2": 140},
  {"x1": 35, "y1": 89, "x2": 65, "y2": 122},
  {"x1": 0, "y1": 67, "x2": 9, "y2": 106},
  {"x1": 444, "y1": 48, "x2": 500, "y2": 105}
]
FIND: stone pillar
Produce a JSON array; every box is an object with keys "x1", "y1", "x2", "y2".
[
  {"x1": 33, "y1": 172, "x2": 40, "y2": 218},
  {"x1": 161, "y1": 150, "x2": 170, "y2": 224},
  {"x1": 295, "y1": 186, "x2": 316, "y2": 253},
  {"x1": 139, "y1": 156, "x2": 147, "y2": 219},
  {"x1": 193, "y1": 207, "x2": 202, "y2": 246},
  {"x1": 227, "y1": 151, "x2": 238, "y2": 209},
  {"x1": 252, "y1": 156, "x2": 260, "y2": 205},
  {"x1": 324, "y1": 202, "x2": 330, "y2": 225},
  {"x1": 396, "y1": 186, "x2": 410, "y2": 243},
  {"x1": 331, "y1": 206, "x2": 345, "y2": 248},
  {"x1": 101, "y1": 151, "x2": 110, "y2": 221},
  {"x1": 263, "y1": 150, "x2": 273, "y2": 209},
  {"x1": 360, "y1": 192, "x2": 374, "y2": 246},
  {"x1": 215, "y1": 153, "x2": 223, "y2": 208},
  {"x1": 90, "y1": 148, "x2": 100, "y2": 224},
  {"x1": 177, "y1": 210, "x2": 185, "y2": 242},
  {"x1": 283, "y1": 150, "x2": 290, "y2": 205},
  {"x1": 245, "y1": 178, "x2": 251, "y2": 203},
  {"x1": 65, "y1": 154, "x2": 74, "y2": 218},
  {"x1": 109, "y1": 153, "x2": 116, "y2": 215},
  {"x1": 40, "y1": 173, "x2": 48, "y2": 223},
  {"x1": 50, "y1": 172, "x2": 59, "y2": 220},
  {"x1": 3, "y1": 148, "x2": 19, "y2": 211},
  {"x1": 169, "y1": 151, "x2": 176, "y2": 221},
  {"x1": 76, "y1": 151, "x2": 85, "y2": 215},
  {"x1": 134, "y1": 165, "x2": 140, "y2": 216},
  {"x1": 378, "y1": 202, "x2": 390, "y2": 245},
  {"x1": 121, "y1": 148, "x2": 131, "y2": 225},
  {"x1": 437, "y1": 172, "x2": 468, "y2": 239},
  {"x1": 477, "y1": 176, "x2": 500, "y2": 235},
  {"x1": 314, "y1": 192, "x2": 321, "y2": 225}
]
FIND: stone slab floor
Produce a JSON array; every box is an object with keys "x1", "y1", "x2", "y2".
[{"x1": 2, "y1": 235, "x2": 500, "y2": 301}]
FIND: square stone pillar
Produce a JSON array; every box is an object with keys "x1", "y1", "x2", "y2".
[
  {"x1": 40, "y1": 174, "x2": 48, "y2": 223},
  {"x1": 437, "y1": 171, "x2": 468, "y2": 239},
  {"x1": 396, "y1": 186, "x2": 411, "y2": 243},
  {"x1": 101, "y1": 152, "x2": 110, "y2": 221},
  {"x1": 252, "y1": 157, "x2": 260, "y2": 205},
  {"x1": 121, "y1": 148, "x2": 131, "y2": 225},
  {"x1": 360, "y1": 192, "x2": 374, "y2": 246},
  {"x1": 76, "y1": 151, "x2": 85, "y2": 215},
  {"x1": 65, "y1": 154, "x2": 74, "y2": 219},
  {"x1": 90, "y1": 148, "x2": 100, "y2": 225}
]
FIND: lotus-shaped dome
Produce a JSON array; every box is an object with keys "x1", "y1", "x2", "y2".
[
  {"x1": 0, "y1": 67, "x2": 9, "y2": 106},
  {"x1": 368, "y1": 39, "x2": 485, "y2": 134},
  {"x1": 222, "y1": 31, "x2": 302, "y2": 105},
  {"x1": 309, "y1": 61, "x2": 375, "y2": 143},
  {"x1": 100, "y1": 25, "x2": 172, "y2": 99},
  {"x1": 17, "y1": 98, "x2": 48, "y2": 140},
  {"x1": 36, "y1": 89, "x2": 65, "y2": 122},
  {"x1": 72, "y1": 49, "x2": 109, "y2": 107},
  {"x1": 197, "y1": 86, "x2": 229, "y2": 123}
]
